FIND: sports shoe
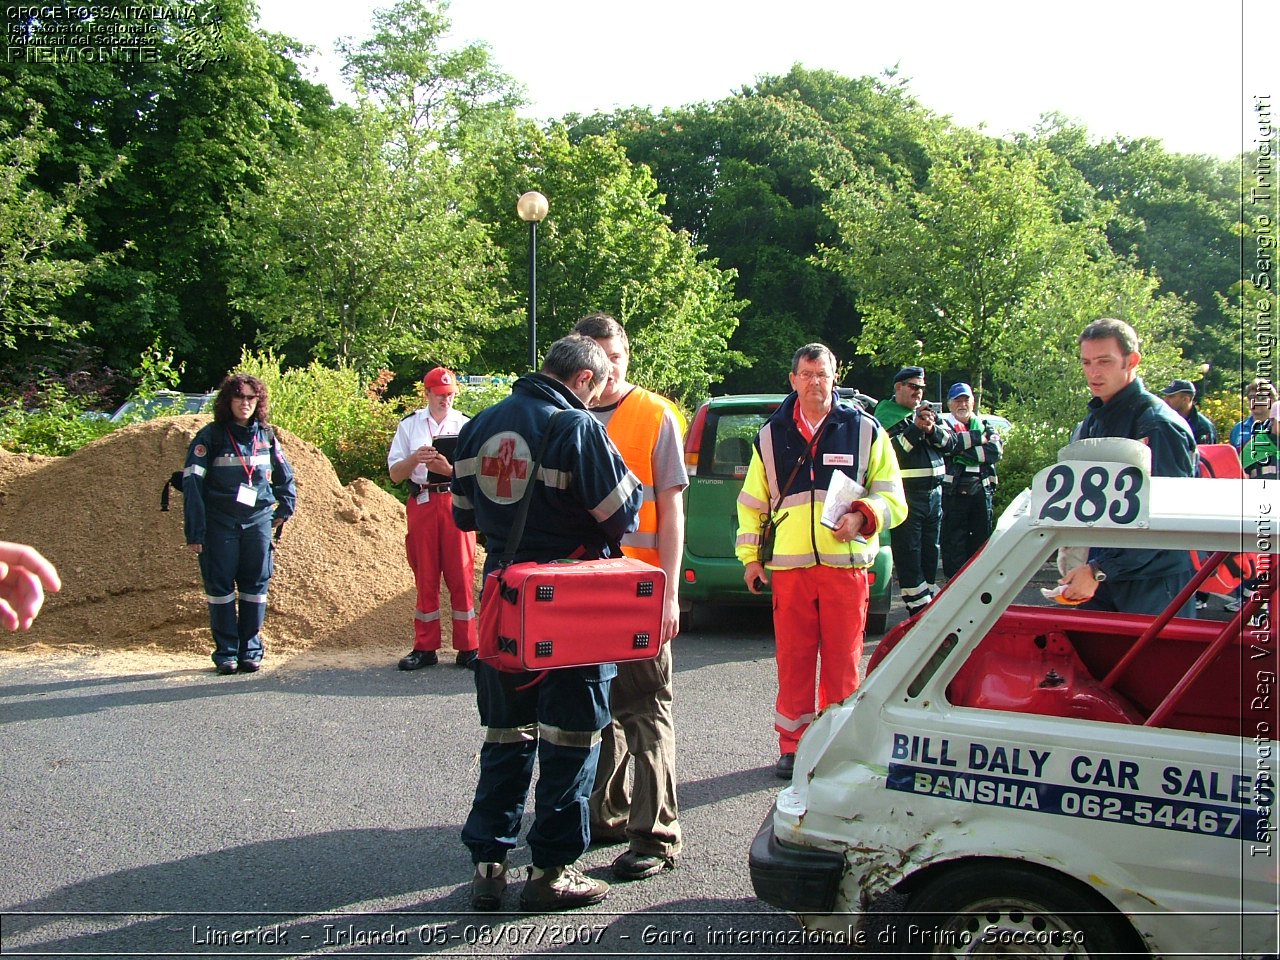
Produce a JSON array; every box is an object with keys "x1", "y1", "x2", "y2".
[
  {"x1": 519, "y1": 864, "x2": 609, "y2": 911},
  {"x1": 455, "y1": 650, "x2": 478, "y2": 669},
  {"x1": 398, "y1": 649, "x2": 438, "y2": 671},
  {"x1": 470, "y1": 861, "x2": 507, "y2": 911},
  {"x1": 775, "y1": 752, "x2": 796, "y2": 780},
  {"x1": 1224, "y1": 598, "x2": 1242, "y2": 613},
  {"x1": 215, "y1": 661, "x2": 237, "y2": 676},
  {"x1": 1195, "y1": 599, "x2": 1209, "y2": 611},
  {"x1": 611, "y1": 849, "x2": 674, "y2": 881}
]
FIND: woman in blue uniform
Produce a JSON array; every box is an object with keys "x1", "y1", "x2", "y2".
[{"x1": 183, "y1": 374, "x2": 297, "y2": 674}]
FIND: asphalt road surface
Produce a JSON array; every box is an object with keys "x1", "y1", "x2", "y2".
[
  {"x1": 2, "y1": 575, "x2": 1243, "y2": 960},
  {"x1": 1, "y1": 599, "x2": 903, "y2": 960}
]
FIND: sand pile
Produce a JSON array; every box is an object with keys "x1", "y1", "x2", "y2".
[{"x1": 0, "y1": 415, "x2": 470, "y2": 659}]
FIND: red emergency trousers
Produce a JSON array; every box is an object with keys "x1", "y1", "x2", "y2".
[
  {"x1": 772, "y1": 565, "x2": 869, "y2": 753},
  {"x1": 405, "y1": 491, "x2": 477, "y2": 652}
]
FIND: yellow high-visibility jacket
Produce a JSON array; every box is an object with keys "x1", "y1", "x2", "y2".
[{"x1": 736, "y1": 394, "x2": 905, "y2": 569}]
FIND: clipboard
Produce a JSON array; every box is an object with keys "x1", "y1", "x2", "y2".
[{"x1": 427, "y1": 434, "x2": 459, "y2": 485}]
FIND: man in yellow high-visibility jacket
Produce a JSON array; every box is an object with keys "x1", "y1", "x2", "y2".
[
  {"x1": 574, "y1": 313, "x2": 688, "y2": 882},
  {"x1": 736, "y1": 344, "x2": 905, "y2": 780}
]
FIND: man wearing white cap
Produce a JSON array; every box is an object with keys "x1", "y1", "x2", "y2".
[
  {"x1": 939, "y1": 382, "x2": 1002, "y2": 578},
  {"x1": 388, "y1": 367, "x2": 479, "y2": 670}
]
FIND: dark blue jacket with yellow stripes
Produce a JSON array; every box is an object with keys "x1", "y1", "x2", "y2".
[{"x1": 875, "y1": 398, "x2": 957, "y2": 490}]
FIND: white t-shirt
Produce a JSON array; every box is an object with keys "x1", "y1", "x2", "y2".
[{"x1": 387, "y1": 407, "x2": 469, "y2": 486}]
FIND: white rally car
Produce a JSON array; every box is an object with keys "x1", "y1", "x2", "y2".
[{"x1": 749, "y1": 439, "x2": 1277, "y2": 957}]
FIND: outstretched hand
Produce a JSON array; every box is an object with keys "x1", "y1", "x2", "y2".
[{"x1": 0, "y1": 541, "x2": 62, "y2": 631}]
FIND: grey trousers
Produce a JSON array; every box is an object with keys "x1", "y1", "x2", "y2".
[{"x1": 589, "y1": 643, "x2": 682, "y2": 858}]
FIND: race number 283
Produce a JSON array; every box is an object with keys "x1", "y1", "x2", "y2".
[{"x1": 1032, "y1": 463, "x2": 1147, "y2": 527}]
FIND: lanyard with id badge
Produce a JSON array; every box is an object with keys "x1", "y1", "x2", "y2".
[{"x1": 227, "y1": 428, "x2": 262, "y2": 507}]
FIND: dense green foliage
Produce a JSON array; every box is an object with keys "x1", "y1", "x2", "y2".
[
  {"x1": 0, "y1": 0, "x2": 1268, "y2": 501},
  {"x1": 237, "y1": 350, "x2": 408, "y2": 489},
  {"x1": 0, "y1": 382, "x2": 114, "y2": 456},
  {"x1": 991, "y1": 420, "x2": 1076, "y2": 518},
  {"x1": 468, "y1": 123, "x2": 745, "y2": 406}
]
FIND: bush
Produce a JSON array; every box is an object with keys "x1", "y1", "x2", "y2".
[
  {"x1": 992, "y1": 419, "x2": 1074, "y2": 517},
  {"x1": 236, "y1": 350, "x2": 407, "y2": 491},
  {"x1": 453, "y1": 375, "x2": 516, "y2": 417},
  {"x1": 0, "y1": 381, "x2": 116, "y2": 455},
  {"x1": 1197, "y1": 389, "x2": 1242, "y2": 442},
  {"x1": 0, "y1": 343, "x2": 128, "y2": 412}
]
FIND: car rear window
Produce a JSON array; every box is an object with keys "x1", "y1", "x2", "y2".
[{"x1": 702, "y1": 410, "x2": 772, "y2": 479}]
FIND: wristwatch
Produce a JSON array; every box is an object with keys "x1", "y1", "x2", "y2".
[{"x1": 1089, "y1": 563, "x2": 1107, "y2": 583}]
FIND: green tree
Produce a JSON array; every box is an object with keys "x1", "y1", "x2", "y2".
[
  {"x1": 1030, "y1": 116, "x2": 1242, "y2": 390},
  {"x1": 337, "y1": 0, "x2": 521, "y2": 152},
  {"x1": 468, "y1": 122, "x2": 745, "y2": 407},
  {"x1": 570, "y1": 66, "x2": 940, "y2": 392},
  {"x1": 228, "y1": 104, "x2": 503, "y2": 373},
  {"x1": 996, "y1": 258, "x2": 1196, "y2": 423},
  {"x1": 824, "y1": 130, "x2": 1106, "y2": 403},
  {"x1": 1, "y1": 0, "x2": 335, "y2": 388},
  {"x1": 0, "y1": 103, "x2": 119, "y2": 349}
]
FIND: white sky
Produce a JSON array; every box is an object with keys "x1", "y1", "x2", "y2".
[{"x1": 255, "y1": 0, "x2": 1275, "y2": 160}]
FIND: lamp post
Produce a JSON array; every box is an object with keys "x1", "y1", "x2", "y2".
[{"x1": 516, "y1": 191, "x2": 548, "y2": 372}]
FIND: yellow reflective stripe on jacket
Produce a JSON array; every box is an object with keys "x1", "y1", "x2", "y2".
[{"x1": 604, "y1": 388, "x2": 675, "y2": 567}]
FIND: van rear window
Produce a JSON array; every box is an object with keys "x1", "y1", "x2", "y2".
[{"x1": 702, "y1": 412, "x2": 770, "y2": 479}]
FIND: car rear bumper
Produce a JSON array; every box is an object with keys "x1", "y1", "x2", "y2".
[
  {"x1": 748, "y1": 810, "x2": 844, "y2": 913},
  {"x1": 679, "y1": 552, "x2": 763, "y2": 604}
]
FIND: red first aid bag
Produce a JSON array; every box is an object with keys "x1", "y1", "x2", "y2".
[
  {"x1": 1190, "y1": 444, "x2": 1259, "y2": 595},
  {"x1": 479, "y1": 557, "x2": 665, "y2": 672}
]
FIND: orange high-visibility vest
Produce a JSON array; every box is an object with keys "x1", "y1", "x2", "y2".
[{"x1": 605, "y1": 387, "x2": 678, "y2": 567}]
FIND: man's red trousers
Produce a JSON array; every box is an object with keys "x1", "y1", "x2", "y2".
[
  {"x1": 771, "y1": 566, "x2": 868, "y2": 753},
  {"x1": 405, "y1": 493, "x2": 477, "y2": 652}
]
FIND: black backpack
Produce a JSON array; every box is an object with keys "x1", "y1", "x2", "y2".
[{"x1": 161, "y1": 470, "x2": 185, "y2": 512}]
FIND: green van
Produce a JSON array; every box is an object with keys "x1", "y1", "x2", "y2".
[{"x1": 679, "y1": 392, "x2": 894, "y2": 633}]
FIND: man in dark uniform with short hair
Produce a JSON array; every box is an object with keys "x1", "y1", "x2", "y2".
[
  {"x1": 451, "y1": 335, "x2": 642, "y2": 913},
  {"x1": 1160, "y1": 379, "x2": 1217, "y2": 444},
  {"x1": 874, "y1": 366, "x2": 955, "y2": 615},
  {"x1": 1060, "y1": 318, "x2": 1197, "y2": 616}
]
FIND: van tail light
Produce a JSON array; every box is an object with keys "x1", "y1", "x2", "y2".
[{"x1": 684, "y1": 403, "x2": 709, "y2": 476}]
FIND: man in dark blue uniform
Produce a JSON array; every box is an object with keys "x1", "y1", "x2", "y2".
[
  {"x1": 451, "y1": 335, "x2": 642, "y2": 913},
  {"x1": 1060, "y1": 318, "x2": 1197, "y2": 616},
  {"x1": 1159, "y1": 379, "x2": 1217, "y2": 444}
]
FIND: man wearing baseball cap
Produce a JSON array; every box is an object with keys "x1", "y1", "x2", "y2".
[
  {"x1": 387, "y1": 367, "x2": 479, "y2": 670},
  {"x1": 939, "y1": 382, "x2": 1002, "y2": 578},
  {"x1": 874, "y1": 365, "x2": 956, "y2": 614},
  {"x1": 1159, "y1": 379, "x2": 1217, "y2": 444}
]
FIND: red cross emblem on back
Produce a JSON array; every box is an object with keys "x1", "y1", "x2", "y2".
[{"x1": 478, "y1": 431, "x2": 531, "y2": 503}]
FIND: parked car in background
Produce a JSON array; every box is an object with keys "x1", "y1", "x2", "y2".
[
  {"x1": 109, "y1": 390, "x2": 215, "y2": 423},
  {"x1": 680, "y1": 390, "x2": 894, "y2": 633},
  {"x1": 984, "y1": 413, "x2": 1012, "y2": 433}
]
